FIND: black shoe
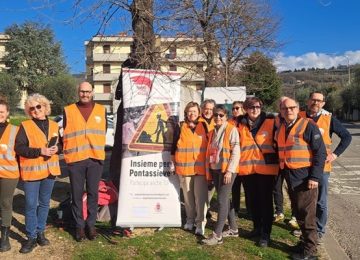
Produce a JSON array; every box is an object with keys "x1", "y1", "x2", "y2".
[
  {"x1": 258, "y1": 238, "x2": 269, "y2": 247},
  {"x1": 19, "y1": 238, "x2": 37, "y2": 254},
  {"x1": 87, "y1": 226, "x2": 97, "y2": 240},
  {"x1": 0, "y1": 226, "x2": 11, "y2": 252},
  {"x1": 37, "y1": 232, "x2": 50, "y2": 246},
  {"x1": 75, "y1": 228, "x2": 86, "y2": 242},
  {"x1": 291, "y1": 252, "x2": 317, "y2": 260},
  {"x1": 290, "y1": 241, "x2": 304, "y2": 253},
  {"x1": 244, "y1": 229, "x2": 261, "y2": 238}
]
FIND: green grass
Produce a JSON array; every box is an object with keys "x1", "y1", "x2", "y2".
[
  {"x1": 9, "y1": 115, "x2": 28, "y2": 126},
  {"x1": 50, "y1": 211, "x2": 299, "y2": 260}
]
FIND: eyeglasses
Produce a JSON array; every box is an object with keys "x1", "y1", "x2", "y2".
[
  {"x1": 281, "y1": 106, "x2": 298, "y2": 111},
  {"x1": 79, "y1": 90, "x2": 92, "y2": 95},
  {"x1": 29, "y1": 104, "x2": 42, "y2": 112},
  {"x1": 214, "y1": 113, "x2": 225, "y2": 118},
  {"x1": 249, "y1": 106, "x2": 261, "y2": 110},
  {"x1": 232, "y1": 106, "x2": 241, "y2": 111},
  {"x1": 311, "y1": 99, "x2": 324, "y2": 103}
]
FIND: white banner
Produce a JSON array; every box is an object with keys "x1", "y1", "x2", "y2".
[{"x1": 116, "y1": 68, "x2": 181, "y2": 228}]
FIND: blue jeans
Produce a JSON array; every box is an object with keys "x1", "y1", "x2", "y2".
[
  {"x1": 316, "y1": 173, "x2": 329, "y2": 235},
  {"x1": 23, "y1": 176, "x2": 55, "y2": 239}
]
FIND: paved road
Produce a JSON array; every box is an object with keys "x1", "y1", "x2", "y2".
[{"x1": 327, "y1": 121, "x2": 360, "y2": 260}]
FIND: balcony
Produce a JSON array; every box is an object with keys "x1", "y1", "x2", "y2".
[
  {"x1": 94, "y1": 93, "x2": 112, "y2": 101},
  {"x1": 181, "y1": 73, "x2": 205, "y2": 82},
  {"x1": 93, "y1": 73, "x2": 119, "y2": 81},
  {"x1": 91, "y1": 53, "x2": 129, "y2": 62},
  {"x1": 162, "y1": 53, "x2": 207, "y2": 62}
]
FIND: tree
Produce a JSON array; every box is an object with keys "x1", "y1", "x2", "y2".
[
  {"x1": 4, "y1": 22, "x2": 68, "y2": 94},
  {"x1": 162, "y1": 0, "x2": 279, "y2": 91},
  {"x1": 39, "y1": 74, "x2": 78, "y2": 115},
  {"x1": 241, "y1": 52, "x2": 281, "y2": 110},
  {"x1": 0, "y1": 72, "x2": 21, "y2": 112}
]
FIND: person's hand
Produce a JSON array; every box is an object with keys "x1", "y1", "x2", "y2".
[
  {"x1": 41, "y1": 147, "x2": 52, "y2": 157},
  {"x1": 308, "y1": 179, "x2": 318, "y2": 189},
  {"x1": 326, "y1": 153, "x2": 337, "y2": 163},
  {"x1": 49, "y1": 145, "x2": 58, "y2": 155},
  {"x1": 223, "y1": 171, "x2": 232, "y2": 185}
]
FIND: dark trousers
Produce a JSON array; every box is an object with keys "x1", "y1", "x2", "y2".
[
  {"x1": 231, "y1": 175, "x2": 250, "y2": 213},
  {"x1": 68, "y1": 159, "x2": 103, "y2": 228},
  {"x1": 287, "y1": 180, "x2": 318, "y2": 255},
  {"x1": 0, "y1": 178, "x2": 19, "y2": 227},
  {"x1": 273, "y1": 170, "x2": 296, "y2": 215},
  {"x1": 243, "y1": 174, "x2": 275, "y2": 239}
]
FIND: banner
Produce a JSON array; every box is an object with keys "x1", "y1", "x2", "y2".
[{"x1": 116, "y1": 68, "x2": 181, "y2": 228}]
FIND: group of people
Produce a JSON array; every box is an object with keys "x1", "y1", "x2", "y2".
[
  {"x1": 0, "y1": 81, "x2": 107, "y2": 254},
  {"x1": 0, "y1": 80, "x2": 352, "y2": 259},
  {"x1": 173, "y1": 92, "x2": 351, "y2": 260}
]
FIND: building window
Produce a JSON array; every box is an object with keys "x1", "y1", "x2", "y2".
[
  {"x1": 103, "y1": 83, "x2": 111, "y2": 93},
  {"x1": 195, "y1": 83, "x2": 203, "y2": 90},
  {"x1": 166, "y1": 46, "x2": 177, "y2": 59},
  {"x1": 103, "y1": 64, "x2": 111, "y2": 74},
  {"x1": 196, "y1": 64, "x2": 203, "y2": 72},
  {"x1": 103, "y1": 45, "x2": 110, "y2": 53},
  {"x1": 169, "y1": 64, "x2": 177, "y2": 71}
]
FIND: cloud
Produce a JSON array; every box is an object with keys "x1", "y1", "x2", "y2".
[{"x1": 274, "y1": 50, "x2": 360, "y2": 72}]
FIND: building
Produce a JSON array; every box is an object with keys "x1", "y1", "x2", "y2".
[
  {"x1": 0, "y1": 33, "x2": 9, "y2": 71},
  {"x1": 85, "y1": 33, "x2": 207, "y2": 111}
]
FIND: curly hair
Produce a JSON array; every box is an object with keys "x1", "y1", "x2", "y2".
[{"x1": 24, "y1": 93, "x2": 52, "y2": 117}]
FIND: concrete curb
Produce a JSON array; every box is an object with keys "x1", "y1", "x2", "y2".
[{"x1": 323, "y1": 231, "x2": 349, "y2": 260}]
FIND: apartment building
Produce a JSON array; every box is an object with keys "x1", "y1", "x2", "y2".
[
  {"x1": 85, "y1": 33, "x2": 207, "y2": 111},
  {"x1": 0, "y1": 34, "x2": 9, "y2": 71}
]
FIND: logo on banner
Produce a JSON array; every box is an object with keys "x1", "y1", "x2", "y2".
[
  {"x1": 155, "y1": 202, "x2": 162, "y2": 213},
  {"x1": 128, "y1": 103, "x2": 176, "y2": 152},
  {"x1": 130, "y1": 76, "x2": 152, "y2": 95}
]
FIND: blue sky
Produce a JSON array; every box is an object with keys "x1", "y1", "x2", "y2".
[{"x1": 0, "y1": 0, "x2": 359, "y2": 73}]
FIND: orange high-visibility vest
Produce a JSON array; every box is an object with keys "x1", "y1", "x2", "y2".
[
  {"x1": 19, "y1": 120, "x2": 60, "y2": 181},
  {"x1": 277, "y1": 117, "x2": 313, "y2": 169},
  {"x1": 199, "y1": 116, "x2": 215, "y2": 132},
  {"x1": 228, "y1": 117, "x2": 237, "y2": 126},
  {"x1": 238, "y1": 119, "x2": 279, "y2": 175},
  {"x1": 175, "y1": 121, "x2": 208, "y2": 176},
  {"x1": 205, "y1": 123, "x2": 238, "y2": 180},
  {"x1": 63, "y1": 103, "x2": 106, "y2": 163},
  {"x1": 299, "y1": 111, "x2": 332, "y2": 172},
  {"x1": 0, "y1": 124, "x2": 20, "y2": 179}
]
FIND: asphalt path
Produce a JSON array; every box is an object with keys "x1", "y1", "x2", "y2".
[{"x1": 327, "y1": 121, "x2": 360, "y2": 259}]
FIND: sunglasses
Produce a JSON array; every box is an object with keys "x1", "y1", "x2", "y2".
[
  {"x1": 232, "y1": 106, "x2": 241, "y2": 111},
  {"x1": 249, "y1": 105, "x2": 261, "y2": 110},
  {"x1": 214, "y1": 113, "x2": 225, "y2": 118},
  {"x1": 29, "y1": 104, "x2": 42, "y2": 112}
]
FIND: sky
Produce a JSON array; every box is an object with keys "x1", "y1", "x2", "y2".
[{"x1": 0, "y1": 0, "x2": 359, "y2": 73}]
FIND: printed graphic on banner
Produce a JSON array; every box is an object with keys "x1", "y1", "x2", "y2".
[
  {"x1": 117, "y1": 68, "x2": 181, "y2": 228},
  {"x1": 128, "y1": 103, "x2": 176, "y2": 152}
]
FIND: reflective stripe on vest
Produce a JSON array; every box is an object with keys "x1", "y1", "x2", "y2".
[
  {"x1": 19, "y1": 120, "x2": 61, "y2": 181},
  {"x1": 0, "y1": 124, "x2": 19, "y2": 179},
  {"x1": 238, "y1": 119, "x2": 279, "y2": 175},
  {"x1": 299, "y1": 111, "x2": 332, "y2": 172},
  {"x1": 63, "y1": 103, "x2": 106, "y2": 163},
  {"x1": 277, "y1": 117, "x2": 312, "y2": 169},
  {"x1": 175, "y1": 121, "x2": 207, "y2": 175}
]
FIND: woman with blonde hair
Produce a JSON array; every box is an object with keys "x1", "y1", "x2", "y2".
[
  {"x1": 173, "y1": 101, "x2": 209, "y2": 236},
  {"x1": 0, "y1": 96, "x2": 19, "y2": 252},
  {"x1": 15, "y1": 94, "x2": 61, "y2": 254}
]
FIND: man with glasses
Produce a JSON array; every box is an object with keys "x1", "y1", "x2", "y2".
[
  {"x1": 62, "y1": 81, "x2": 107, "y2": 242},
  {"x1": 277, "y1": 98, "x2": 326, "y2": 260},
  {"x1": 299, "y1": 92, "x2": 351, "y2": 245}
]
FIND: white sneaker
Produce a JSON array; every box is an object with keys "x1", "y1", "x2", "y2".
[
  {"x1": 195, "y1": 227, "x2": 204, "y2": 236},
  {"x1": 222, "y1": 229, "x2": 239, "y2": 238},
  {"x1": 183, "y1": 223, "x2": 194, "y2": 231},
  {"x1": 201, "y1": 232, "x2": 223, "y2": 245},
  {"x1": 288, "y1": 216, "x2": 300, "y2": 229}
]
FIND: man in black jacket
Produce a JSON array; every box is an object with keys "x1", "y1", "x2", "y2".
[
  {"x1": 277, "y1": 98, "x2": 327, "y2": 260},
  {"x1": 300, "y1": 92, "x2": 352, "y2": 244}
]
